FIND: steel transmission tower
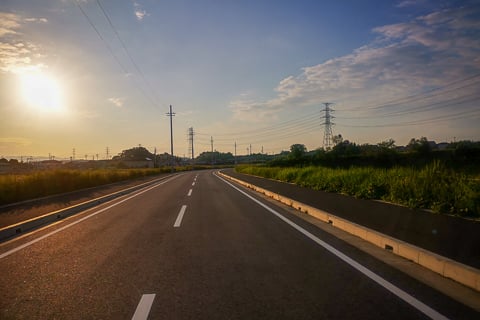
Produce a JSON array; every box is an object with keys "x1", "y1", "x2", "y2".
[{"x1": 321, "y1": 103, "x2": 335, "y2": 150}]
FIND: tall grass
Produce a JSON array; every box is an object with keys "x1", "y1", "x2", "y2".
[
  {"x1": 0, "y1": 168, "x2": 165, "y2": 205},
  {"x1": 236, "y1": 162, "x2": 479, "y2": 217}
]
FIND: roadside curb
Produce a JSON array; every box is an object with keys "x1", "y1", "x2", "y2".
[
  {"x1": 0, "y1": 174, "x2": 174, "y2": 242},
  {"x1": 219, "y1": 171, "x2": 480, "y2": 293}
]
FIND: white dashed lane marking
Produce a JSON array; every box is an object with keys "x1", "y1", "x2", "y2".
[
  {"x1": 132, "y1": 294, "x2": 155, "y2": 320},
  {"x1": 174, "y1": 205, "x2": 187, "y2": 228}
]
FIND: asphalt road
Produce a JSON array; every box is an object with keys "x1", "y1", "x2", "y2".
[{"x1": 0, "y1": 170, "x2": 477, "y2": 319}]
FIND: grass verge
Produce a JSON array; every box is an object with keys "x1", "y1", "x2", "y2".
[{"x1": 235, "y1": 162, "x2": 479, "y2": 217}]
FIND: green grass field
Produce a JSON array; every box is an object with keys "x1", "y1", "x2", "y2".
[{"x1": 236, "y1": 162, "x2": 480, "y2": 217}]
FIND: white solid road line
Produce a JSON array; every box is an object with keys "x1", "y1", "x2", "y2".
[
  {"x1": 188, "y1": 189, "x2": 193, "y2": 196},
  {"x1": 132, "y1": 294, "x2": 156, "y2": 320},
  {"x1": 215, "y1": 172, "x2": 449, "y2": 320},
  {"x1": 174, "y1": 205, "x2": 187, "y2": 227},
  {"x1": 0, "y1": 175, "x2": 183, "y2": 260}
]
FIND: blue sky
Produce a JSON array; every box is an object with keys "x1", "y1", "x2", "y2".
[{"x1": 0, "y1": 0, "x2": 479, "y2": 159}]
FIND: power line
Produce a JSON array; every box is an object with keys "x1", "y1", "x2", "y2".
[
  {"x1": 338, "y1": 74, "x2": 480, "y2": 113},
  {"x1": 73, "y1": 0, "x2": 159, "y2": 109},
  {"x1": 336, "y1": 93, "x2": 480, "y2": 120},
  {"x1": 169, "y1": 73, "x2": 478, "y2": 152},
  {"x1": 95, "y1": 0, "x2": 160, "y2": 107},
  {"x1": 197, "y1": 110, "x2": 319, "y2": 138},
  {"x1": 337, "y1": 109, "x2": 480, "y2": 128},
  {"x1": 369, "y1": 78, "x2": 480, "y2": 111},
  {"x1": 73, "y1": 0, "x2": 129, "y2": 74}
]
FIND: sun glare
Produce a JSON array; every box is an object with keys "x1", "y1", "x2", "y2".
[{"x1": 19, "y1": 71, "x2": 64, "y2": 113}]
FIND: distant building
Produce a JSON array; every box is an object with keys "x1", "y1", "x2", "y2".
[
  {"x1": 437, "y1": 142, "x2": 449, "y2": 150},
  {"x1": 427, "y1": 140, "x2": 438, "y2": 149}
]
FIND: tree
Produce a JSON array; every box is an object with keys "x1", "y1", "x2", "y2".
[
  {"x1": 289, "y1": 144, "x2": 307, "y2": 160},
  {"x1": 377, "y1": 138, "x2": 395, "y2": 149},
  {"x1": 407, "y1": 137, "x2": 431, "y2": 154},
  {"x1": 332, "y1": 134, "x2": 343, "y2": 146},
  {"x1": 331, "y1": 140, "x2": 361, "y2": 156},
  {"x1": 117, "y1": 146, "x2": 153, "y2": 161}
]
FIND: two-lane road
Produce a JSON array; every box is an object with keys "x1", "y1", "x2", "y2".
[{"x1": 0, "y1": 170, "x2": 477, "y2": 319}]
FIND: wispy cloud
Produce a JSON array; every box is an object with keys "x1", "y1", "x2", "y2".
[
  {"x1": 0, "y1": 12, "x2": 21, "y2": 37},
  {"x1": 0, "y1": 12, "x2": 46, "y2": 74},
  {"x1": 230, "y1": 5, "x2": 480, "y2": 121},
  {"x1": 133, "y1": 1, "x2": 148, "y2": 21},
  {"x1": 108, "y1": 97, "x2": 125, "y2": 107},
  {"x1": 24, "y1": 17, "x2": 48, "y2": 23},
  {"x1": 396, "y1": 0, "x2": 428, "y2": 8}
]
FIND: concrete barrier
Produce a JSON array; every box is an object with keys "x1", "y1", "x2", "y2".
[{"x1": 219, "y1": 171, "x2": 480, "y2": 292}]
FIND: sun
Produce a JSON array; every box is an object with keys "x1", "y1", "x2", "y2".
[{"x1": 19, "y1": 71, "x2": 64, "y2": 113}]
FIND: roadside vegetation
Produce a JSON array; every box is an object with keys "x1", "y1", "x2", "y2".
[
  {"x1": 0, "y1": 144, "x2": 224, "y2": 206},
  {"x1": 236, "y1": 139, "x2": 480, "y2": 217},
  {"x1": 0, "y1": 168, "x2": 163, "y2": 205},
  {"x1": 0, "y1": 166, "x2": 217, "y2": 206}
]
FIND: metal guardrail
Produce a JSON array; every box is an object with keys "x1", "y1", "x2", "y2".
[{"x1": 0, "y1": 174, "x2": 176, "y2": 242}]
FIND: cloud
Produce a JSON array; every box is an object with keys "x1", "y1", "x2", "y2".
[
  {"x1": 108, "y1": 97, "x2": 125, "y2": 107},
  {"x1": 24, "y1": 17, "x2": 48, "y2": 23},
  {"x1": 0, "y1": 12, "x2": 21, "y2": 37},
  {"x1": 0, "y1": 12, "x2": 46, "y2": 74},
  {"x1": 396, "y1": 0, "x2": 428, "y2": 8},
  {"x1": 230, "y1": 5, "x2": 480, "y2": 121},
  {"x1": 133, "y1": 1, "x2": 148, "y2": 21},
  {"x1": 135, "y1": 9, "x2": 147, "y2": 21}
]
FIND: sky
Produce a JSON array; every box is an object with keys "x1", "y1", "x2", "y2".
[{"x1": 0, "y1": 0, "x2": 479, "y2": 160}]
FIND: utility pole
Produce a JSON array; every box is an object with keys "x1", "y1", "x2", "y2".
[
  {"x1": 72, "y1": 148, "x2": 76, "y2": 161},
  {"x1": 106, "y1": 147, "x2": 109, "y2": 160},
  {"x1": 210, "y1": 136, "x2": 214, "y2": 166},
  {"x1": 166, "y1": 105, "x2": 175, "y2": 172},
  {"x1": 234, "y1": 141, "x2": 237, "y2": 165},
  {"x1": 153, "y1": 147, "x2": 157, "y2": 168},
  {"x1": 321, "y1": 103, "x2": 335, "y2": 150},
  {"x1": 250, "y1": 144, "x2": 252, "y2": 156},
  {"x1": 188, "y1": 127, "x2": 195, "y2": 162}
]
